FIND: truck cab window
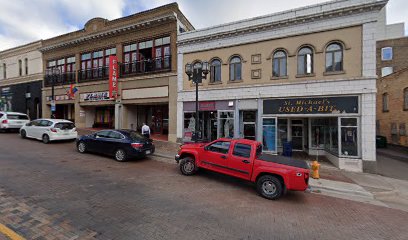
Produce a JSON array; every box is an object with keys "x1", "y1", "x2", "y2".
[
  {"x1": 233, "y1": 143, "x2": 251, "y2": 158},
  {"x1": 207, "y1": 141, "x2": 231, "y2": 154}
]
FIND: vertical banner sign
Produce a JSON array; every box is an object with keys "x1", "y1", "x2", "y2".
[{"x1": 109, "y1": 56, "x2": 118, "y2": 99}]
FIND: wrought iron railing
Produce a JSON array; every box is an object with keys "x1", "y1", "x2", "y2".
[
  {"x1": 120, "y1": 56, "x2": 171, "y2": 76},
  {"x1": 44, "y1": 71, "x2": 76, "y2": 87}
]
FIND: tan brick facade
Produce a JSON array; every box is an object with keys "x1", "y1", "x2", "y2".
[
  {"x1": 376, "y1": 68, "x2": 408, "y2": 147},
  {"x1": 40, "y1": 3, "x2": 193, "y2": 142}
]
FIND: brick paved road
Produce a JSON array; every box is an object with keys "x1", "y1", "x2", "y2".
[{"x1": 0, "y1": 133, "x2": 407, "y2": 239}]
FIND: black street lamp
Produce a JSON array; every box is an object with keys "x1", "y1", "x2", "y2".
[
  {"x1": 50, "y1": 68, "x2": 60, "y2": 119},
  {"x1": 185, "y1": 61, "x2": 209, "y2": 142}
]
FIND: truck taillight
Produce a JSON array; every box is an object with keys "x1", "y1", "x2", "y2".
[
  {"x1": 131, "y1": 143, "x2": 144, "y2": 149},
  {"x1": 2, "y1": 120, "x2": 7, "y2": 124},
  {"x1": 304, "y1": 172, "x2": 309, "y2": 184}
]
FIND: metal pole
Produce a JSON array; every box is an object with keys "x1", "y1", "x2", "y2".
[
  {"x1": 195, "y1": 80, "x2": 199, "y2": 142},
  {"x1": 51, "y1": 73, "x2": 55, "y2": 119}
]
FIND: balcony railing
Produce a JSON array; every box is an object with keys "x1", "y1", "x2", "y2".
[
  {"x1": 120, "y1": 56, "x2": 171, "y2": 76},
  {"x1": 78, "y1": 66, "x2": 109, "y2": 83},
  {"x1": 44, "y1": 72, "x2": 76, "y2": 87}
]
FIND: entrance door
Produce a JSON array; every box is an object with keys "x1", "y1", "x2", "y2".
[
  {"x1": 241, "y1": 111, "x2": 256, "y2": 140},
  {"x1": 291, "y1": 119, "x2": 304, "y2": 151}
]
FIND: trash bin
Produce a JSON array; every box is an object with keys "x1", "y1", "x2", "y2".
[
  {"x1": 376, "y1": 135, "x2": 387, "y2": 148},
  {"x1": 282, "y1": 141, "x2": 293, "y2": 157}
]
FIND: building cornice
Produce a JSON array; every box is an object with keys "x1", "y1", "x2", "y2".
[
  {"x1": 178, "y1": 0, "x2": 387, "y2": 46},
  {"x1": 0, "y1": 41, "x2": 42, "y2": 59},
  {"x1": 39, "y1": 13, "x2": 178, "y2": 52}
]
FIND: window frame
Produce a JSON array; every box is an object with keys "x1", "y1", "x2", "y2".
[
  {"x1": 272, "y1": 50, "x2": 287, "y2": 77},
  {"x1": 210, "y1": 58, "x2": 222, "y2": 83},
  {"x1": 382, "y1": 93, "x2": 389, "y2": 112},
  {"x1": 229, "y1": 56, "x2": 242, "y2": 81},
  {"x1": 206, "y1": 140, "x2": 231, "y2": 154},
  {"x1": 325, "y1": 43, "x2": 343, "y2": 72},
  {"x1": 297, "y1": 47, "x2": 314, "y2": 75},
  {"x1": 381, "y1": 47, "x2": 393, "y2": 61}
]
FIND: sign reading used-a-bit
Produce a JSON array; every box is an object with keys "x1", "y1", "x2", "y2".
[
  {"x1": 109, "y1": 56, "x2": 118, "y2": 99},
  {"x1": 263, "y1": 96, "x2": 359, "y2": 114}
]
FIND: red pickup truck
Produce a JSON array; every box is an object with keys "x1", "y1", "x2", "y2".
[{"x1": 175, "y1": 138, "x2": 309, "y2": 200}]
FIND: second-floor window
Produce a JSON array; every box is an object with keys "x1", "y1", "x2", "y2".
[
  {"x1": 81, "y1": 47, "x2": 115, "y2": 80},
  {"x1": 382, "y1": 93, "x2": 389, "y2": 112},
  {"x1": 297, "y1": 47, "x2": 313, "y2": 75},
  {"x1": 229, "y1": 56, "x2": 242, "y2": 81},
  {"x1": 404, "y1": 88, "x2": 408, "y2": 110},
  {"x1": 18, "y1": 60, "x2": 22, "y2": 76},
  {"x1": 325, "y1": 43, "x2": 343, "y2": 72},
  {"x1": 272, "y1": 50, "x2": 287, "y2": 77},
  {"x1": 2, "y1": 63, "x2": 6, "y2": 79},
  {"x1": 25, "y1": 58, "x2": 28, "y2": 75},
  {"x1": 381, "y1": 47, "x2": 392, "y2": 61},
  {"x1": 210, "y1": 59, "x2": 221, "y2": 83}
]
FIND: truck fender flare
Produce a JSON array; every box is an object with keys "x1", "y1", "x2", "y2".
[
  {"x1": 179, "y1": 150, "x2": 199, "y2": 162},
  {"x1": 252, "y1": 167, "x2": 289, "y2": 186}
]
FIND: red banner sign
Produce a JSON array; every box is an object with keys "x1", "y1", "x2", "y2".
[
  {"x1": 199, "y1": 101, "x2": 216, "y2": 111},
  {"x1": 109, "y1": 56, "x2": 118, "y2": 99}
]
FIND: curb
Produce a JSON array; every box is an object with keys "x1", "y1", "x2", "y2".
[{"x1": 309, "y1": 182, "x2": 374, "y2": 199}]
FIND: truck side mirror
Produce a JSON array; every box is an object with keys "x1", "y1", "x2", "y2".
[{"x1": 204, "y1": 146, "x2": 209, "y2": 151}]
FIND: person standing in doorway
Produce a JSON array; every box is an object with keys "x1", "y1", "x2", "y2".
[{"x1": 142, "y1": 122, "x2": 151, "y2": 139}]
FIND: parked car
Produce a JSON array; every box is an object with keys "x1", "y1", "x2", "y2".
[
  {"x1": 0, "y1": 111, "x2": 30, "y2": 132},
  {"x1": 20, "y1": 119, "x2": 77, "y2": 143},
  {"x1": 76, "y1": 129, "x2": 155, "y2": 162},
  {"x1": 175, "y1": 138, "x2": 310, "y2": 200}
]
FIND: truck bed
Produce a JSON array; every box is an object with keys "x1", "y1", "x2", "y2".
[{"x1": 257, "y1": 154, "x2": 310, "y2": 169}]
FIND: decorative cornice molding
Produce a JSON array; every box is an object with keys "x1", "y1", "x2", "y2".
[
  {"x1": 39, "y1": 13, "x2": 178, "y2": 52},
  {"x1": 178, "y1": 0, "x2": 387, "y2": 47},
  {"x1": 0, "y1": 41, "x2": 42, "y2": 59}
]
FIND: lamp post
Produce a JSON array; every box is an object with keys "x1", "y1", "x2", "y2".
[
  {"x1": 185, "y1": 61, "x2": 209, "y2": 142},
  {"x1": 50, "y1": 68, "x2": 60, "y2": 119}
]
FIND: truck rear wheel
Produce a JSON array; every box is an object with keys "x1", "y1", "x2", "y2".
[
  {"x1": 256, "y1": 175, "x2": 283, "y2": 200},
  {"x1": 179, "y1": 157, "x2": 197, "y2": 176}
]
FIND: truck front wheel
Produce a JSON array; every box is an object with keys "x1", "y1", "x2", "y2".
[
  {"x1": 179, "y1": 157, "x2": 197, "y2": 176},
  {"x1": 256, "y1": 175, "x2": 283, "y2": 200}
]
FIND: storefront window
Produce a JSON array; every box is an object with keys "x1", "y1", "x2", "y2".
[
  {"x1": 340, "y1": 118, "x2": 358, "y2": 157},
  {"x1": 311, "y1": 119, "x2": 328, "y2": 148},
  {"x1": 183, "y1": 112, "x2": 195, "y2": 141},
  {"x1": 219, "y1": 111, "x2": 234, "y2": 138},
  {"x1": 277, "y1": 119, "x2": 287, "y2": 148},
  {"x1": 262, "y1": 118, "x2": 277, "y2": 152}
]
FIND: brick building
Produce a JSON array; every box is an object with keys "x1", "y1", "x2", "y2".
[
  {"x1": 0, "y1": 41, "x2": 43, "y2": 119},
  {"x1": 376, "y1": 37, "x2": 408, "y2": 147},
  {"x1": 177, "y1": 0, "x2": 393, "y2": 172},
  {"x1": 40, "y1": 3, "x2": 193, "y2": 142}
]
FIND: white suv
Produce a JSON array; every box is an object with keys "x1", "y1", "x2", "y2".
[
  {"x1": 0, "y1": 111, "x2": 30, "y2": 132},
  {"x1": 20, "y1": 119, "x2": 78, "y2": 144}
]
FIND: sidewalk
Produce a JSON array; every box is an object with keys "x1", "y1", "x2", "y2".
[{"x1": 377, "y1": 145, "x2": 408, "y2": 163}]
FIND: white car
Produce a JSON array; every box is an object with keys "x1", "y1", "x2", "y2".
[
  {"x1": 0, "y1": 111, "x2": 30, "y2": 132},
  {"x1": 20, "y1": 119, "x2": 78, "y2": 144}
]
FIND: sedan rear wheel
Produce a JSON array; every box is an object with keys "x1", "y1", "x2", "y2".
[
  {"x1": 114, "y1": 149, "x2": 127, "y2": 162},
  {"x1": 42, "y1": 134, "x2": 50, "y2": 144},
  {"x1": 77, "y1": 141, "x2": 87, "y2": 153}
]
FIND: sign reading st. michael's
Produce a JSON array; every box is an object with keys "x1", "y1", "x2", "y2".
[
  {"x1": 109, "y1": 56, "x2": 118, "y2": 99},
  {"x1": 263, "y1": 96, "x2": 359, "y2": 114}
]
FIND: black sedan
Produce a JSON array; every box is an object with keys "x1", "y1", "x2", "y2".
[{"x1": 76, "y1": 129, "x2": 155, "y2": 161}]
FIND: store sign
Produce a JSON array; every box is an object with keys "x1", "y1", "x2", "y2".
[
  {"x1": 199, "y1": 101, "x2": 216, "y2": 111},
  {"x1": 46, "y1": 95, "x2": 72, "y2": 101},
  {"x1": 263, "y1": 96, "x2": 359, "y2": 114},
  {"x1": 80, "y1": 91, "x2": 110, "y2": 102},
  {"x1": 109, "y1": 56, "x2": 118, "y2": 99}
]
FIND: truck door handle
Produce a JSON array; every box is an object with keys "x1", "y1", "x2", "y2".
[
  {"x1": 220, "y1": 155, "x2": 227, "y2": 159},
  {"x1": 242, "y1": 160, "x2": 250, "y2": 164}
]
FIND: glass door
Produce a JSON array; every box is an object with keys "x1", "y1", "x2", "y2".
[
  {"x1": 291, "y1": 119, "x2": 304, "y2": 151},
  {"x1": 262, "y1": 117, "x2": 277, "y2": 152},
  {"x1": 241, "y1": 111, "x2": 256, "y2": 140}
]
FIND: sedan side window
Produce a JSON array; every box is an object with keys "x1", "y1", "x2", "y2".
[
  {"x1": 109, "y1": 131, "x2": 124, "y2": 139},
  {"x1": 31, "y1": 120, "x2": 40, "y2": 126},
  {"x1": 207, "y1": 141, "x2": 231, "y2": 154},
  {"x1": 232, "y1": 143, "x2": 251, "y2": 158},
  {"x1": 40, "y1": 120, "x2": 52, "y2": 127},
  {"x1": 96, "y1": 130, "x2": 111, "y2": 138}
]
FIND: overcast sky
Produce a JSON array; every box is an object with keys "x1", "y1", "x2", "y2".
[{"x1": 0, "y1": 0, "x2": 406, "y2": 51}]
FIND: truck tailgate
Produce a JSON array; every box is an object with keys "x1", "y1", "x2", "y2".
[{"x1": 257, "y1": 154, "x2": 309, "y2": 169}]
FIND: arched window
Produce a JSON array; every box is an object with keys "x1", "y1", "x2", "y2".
[
  {"x1": 326, "y1": 43, "x2": 343, "y2": 72},
  {"x1": 229, "y1": 56, "x2": 242, "y2": 81},
  {"x1": 210, "y1": 59, "x2": 221, "y2": 82},
  {"x1": 404, "y1": 88, "x2": 408, "y2": 110},
  {"x1": 382, "y1": 93, "x2": 389, "y2": 112},
  {"x1": 297, "y1": 47, "x2": 313, "y2": 75},
  {"x1": 273, "y1": 50, "x2": 287, "y2": 77}
]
